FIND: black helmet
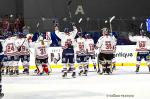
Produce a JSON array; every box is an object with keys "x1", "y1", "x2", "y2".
[
  {"x1": 64, "y1": 28, "x2": 70, "y2": 33},
  {"x1": 140, "y1": 29, "x2": 146, "y2": 36},
  {"x1": 18, "y1": 32, "x2": 25, "y2": 38},
  {"x1": 6, "y1": 31, "x2": 13, "y2": 37},
  {"x1": 78, "y1": 32, "x2": 83, "y2": 37}
]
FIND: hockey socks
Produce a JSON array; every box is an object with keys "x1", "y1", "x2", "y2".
[{"x1": 42, "y1": 64, "x2": 49, "y2": 75}]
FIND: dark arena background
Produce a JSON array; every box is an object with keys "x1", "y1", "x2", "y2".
[
  {"x1": 0, "y1": 0, "x2": 150, "y2": 44},
  {"x1": 0, "y1": 0, "x2": 150, "y2": 99}
]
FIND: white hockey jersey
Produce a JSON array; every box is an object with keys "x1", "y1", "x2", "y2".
[
  {"x1": 55, "y1": 26, "x2": 77, "y2": 49},
  {"x1": 85, "y1": 38, "x2": 95, "y2": 54},
  {"x1": 3, "y1": 37, "x2": 18, "y2": 56},
  {"x1": 34, "y1": 40, "x2": 50, "y2": 59},
  {"x1": 45, "y1": 32, "x2": 51, "y2": 41},
  {"x1": 96, "y1": 35, "x2": 116, "y2": 54},
  {"x1": 75, "y1": 37, "x2": 86, "y2": 54},
  {"x1": 129, "y1": 35, "x2": 150, "y2": 52},
  {"x1": 15, "y1": 38, "x2": 30, "y2": 55}
]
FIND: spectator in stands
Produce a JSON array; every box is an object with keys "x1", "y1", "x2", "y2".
[
  {"x1": 23, "y1": 25, "x2": 30, "y2": 34},
  {"x1": 14, "y1": 17, "x2": 24, "y2": 32},
  {"x1": 2, "y1": 15, "x2": 10, "y2": 33}
]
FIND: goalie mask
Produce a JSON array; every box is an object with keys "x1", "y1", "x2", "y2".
[{"x1": 102, "y1": 28, "x2": 109, "y2": 35}]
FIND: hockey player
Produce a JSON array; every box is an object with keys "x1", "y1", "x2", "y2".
[
  {"x1": 3, "y1": 32, "x2": 19, "y2": 75},
  {"x1": 0, "y1": 37, "x2": 5, "y2": 75},
  {"x1": 1, "y1": 34, "x2": 9, "y2": 75},
  {"x1": 85, "y1": 33, "x2": 97, "y2": 73},
  {"x1": 1, "y1": 55, "x2": 8, "y2": 75},
  {"x1": 15, "y1": 32, "x2": 31, "y2": 74},
  {"x1": 75, "y1": 32, "x2": 87, "y2": 76},
  {"x1": 55, "y1": 24, "x2": 78, "y2": 78},
  {"x1": 129, "y1": 30, "x2": 150, "y2": 72},
  {"x1": 96, "y1": 28, "x2": 116, "y2": 74},
  {"x1": 0, "y1": 39, "x2": 4, "y2": 99},
  {"x1": 34, "y1": 35, "x2": 51, "y2": 75}
]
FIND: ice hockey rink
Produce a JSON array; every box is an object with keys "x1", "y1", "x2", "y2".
[{"x1": 2, "y1": 66, "x2": 150, "y2": 99}]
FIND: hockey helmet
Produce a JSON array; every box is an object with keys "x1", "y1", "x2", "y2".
[
  {"x1": 139, "y1": 29, "x2": 146, "y2": 36},
  {"x1": 85, "y1": 33, "x2": 91, "y2": 39},
  {"x1": 38, "y1": 35, "x2": 44, "y2": 41},
  {"x1": 18, "y1": 32, "x2": 25, "y2": 38},
  {"x1": 102, "y1": 28, "x2": 109, "y2": 35},
  {"x1": 78, "y1": 32, "x2": 83, "y2": 37},
  {"x1": 26, "y1": 34, "x2": 33, "y2": 42},
  {"x1": 64, "y1": 28, "x2": 70, "y2": 33},
  {"x1": 6, "y1": 31, "x2": 13, "y2": 37}
]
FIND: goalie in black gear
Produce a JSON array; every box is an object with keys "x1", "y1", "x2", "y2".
[{"x1": 96, "y1": 28, "x2": 116, "y2": 74}]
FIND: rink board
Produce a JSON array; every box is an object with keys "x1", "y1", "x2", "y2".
[
  {"x1": 17, "y1": 45, "x2": 149, "y2": 69},
  {"x1": 18, "y1": 63, "x2": 148, "y2": 70}
]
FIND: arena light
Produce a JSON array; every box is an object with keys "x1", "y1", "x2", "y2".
[
  {"x1": 105, "y1": 20, "x2": 108, "y2": 23},
  {"x1": 63, "y1": 17, "x2": 67, "y2": 21},
  {"x1": 41, "y1": 17, "x2": 46, "y2": 21},
  {"x1": 10, "y1": 14, "x2": 13, "y2": 18},
  {"x1": 132, "y1": 16, "x2": 136, "y2": 20},
  {"x1": 86, "y1": 17, "x2": 90, "y2": 22}
]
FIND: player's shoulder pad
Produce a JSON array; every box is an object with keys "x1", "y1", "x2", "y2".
[{"x1": 99, "y1": 36, "x2": 104, "y2": 40}]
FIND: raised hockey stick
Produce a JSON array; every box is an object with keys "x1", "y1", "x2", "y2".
[
  {"x1": 109, "y1": 16, "x2": 115, "y2": 33},
  {"x1": 67, "y1": 0, "x2": 72, "y2": 20},
  {"x1": 78, "y1": 18, "x2": 83, "y2": 32}
]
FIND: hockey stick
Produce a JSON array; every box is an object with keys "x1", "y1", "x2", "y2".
[
  {"x1": 18, "y1": 37, "x2": 33, "y2": 54},
  {"x1": 78, "y1": 18, "x2": 83, "y2": 32},
  {"x1": 109, "y1": 16, "x2": 115, "y2": 33},
  {"x1": 67, "y1": 0, "x2": 77, "y2": 27},
  {"x1": 36, "y1": 21, "x2": 40, "y2": 33},
  {"x1": 67, "y1": 0, "x2": 72, "y2": 20}
]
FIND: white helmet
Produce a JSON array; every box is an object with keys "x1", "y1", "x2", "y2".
[
  {"x1": 102, "y1": 28, "x2": 109, "y2": 35},
  {"x1": 38, "y1": 35, "x2": 43, "y2": 41},
  {"x1": 26, "y1": 34, "x2": 33, "y2": 39}
]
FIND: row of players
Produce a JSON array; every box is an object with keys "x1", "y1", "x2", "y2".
[
  {"x1": 0, "y1": 24, "x2": 150, "y2": 78},
  {"x1": 0, "y1": 24, "x2": 116, "y2": 78}
]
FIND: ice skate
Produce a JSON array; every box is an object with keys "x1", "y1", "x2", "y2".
[
  {"x1": 0, "y1": 93, "x2": 4, "y2": 98},
  {"x1": 135, "y1": 67, "x2": 139, "y2": 73},
  {"x1": 78, "y1": 70, "x2": 83, "y2": 76},
  {"x1": 72, "y1": 72, "x2": 76, "y2": 78},
  {"x1": 83, "y1": 70, "x2": 88, "y2": 76},
  {"x1": 62, "y1": 72, "x2": 67, "y2": 78},
  {"x1": 15, "y1": 70, "x2": 19, "y2": 75},
  {"x1": 94, "y1": 64, "x2": 97, "y2": 71},
  {"x1": 148, "y1": 67, "x2": 150, "y2": 72}
]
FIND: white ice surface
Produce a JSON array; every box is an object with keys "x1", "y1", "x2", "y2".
[{"x1": 2, "y1": 66, "x2": 150, "y2": 99}]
